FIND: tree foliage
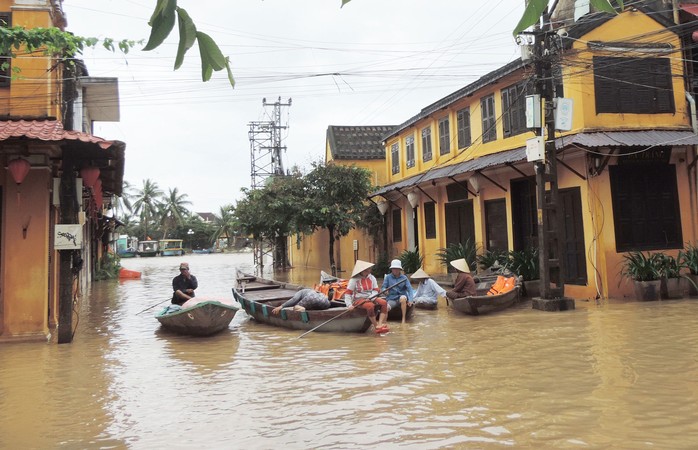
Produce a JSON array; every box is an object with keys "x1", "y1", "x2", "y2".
[{"x1": 513, "y1": 0, "x2": 619, "y2": 36}]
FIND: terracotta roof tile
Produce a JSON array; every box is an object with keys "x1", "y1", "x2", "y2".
[{"x1": 0, "y1": 119, "x2": 117, "y2": 149}]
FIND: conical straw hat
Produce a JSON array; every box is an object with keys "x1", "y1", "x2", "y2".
[
  {"x1": 410, "y1": 268, "x2": 430, "y2": 280},
  {"x1": 450, "y1": 258, "x2": 470, "y2": 273},
  {"x1": 351, "y1": 260, "x2": 375, "y2": 278}
]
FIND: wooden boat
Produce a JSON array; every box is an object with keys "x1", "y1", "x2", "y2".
[
  {"x1": 137, "y1": 240, "x2": 159, "y2": 257},
  {"x1": 232, "y1": 272, "x2": 372, "y2": 333},
  {"x1": 156, "y1": 298, "x2": 239, "y2": 336},
  {"x1": 119, "y1": 267, "x2": 141, "y2": 279},
  {"x1": 117, "y1": 248, "x2": 137, "y2": 258},
  {"x1": 414, "y1": 301, "x2": 438, "y2": 310},
  {"x1": 159, "y1": 239, "x2": 185, "y2": 256},
  {"x1": 387, "y1": 300, "x2": 415, "y2": 320},
  {"x1": 192, "y1": 248, "x2": 213, "y2": 254},
  {"x1": 447, "y1": 273, "x2": 521, "y2": 316}
]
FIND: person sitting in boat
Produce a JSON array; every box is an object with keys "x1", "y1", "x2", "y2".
[
  {"x1": 271, "y1": 288, "x2": 331, "y2": 314},
  {"x1": 446, "y1": 258, "x2": 476, "y2": 300},
  {"x1": 344, "y1": 260, "x2": 389, "y2": 333},
  {"x1": 381, "y1": 259, "x2": 414, "y2": 323},
  {"x1": 172, "y1": 262, "x2": 198, "y2": 306},
  {"x1": 411, "y1": 268, "x2": 446, "y2": 308}
]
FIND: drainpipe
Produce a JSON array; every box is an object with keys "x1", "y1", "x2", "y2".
[{"x1": 686, "y1": 91, "x2": 697, "y2": 134}]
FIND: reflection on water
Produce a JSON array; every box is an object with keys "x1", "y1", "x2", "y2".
[{"x1": 1, "y1": 252, "x2": 698, "y2": 448}]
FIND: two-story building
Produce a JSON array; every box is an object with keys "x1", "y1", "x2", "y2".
[
  {"x1": 289, "y1": 125, "x2": 394, "y2": 276},
  {"x1": 0, "y1": 0, "x2": 125, "y2": 343},
  {"x1": 370, "y1": 5, "x2": 698, "y2": 300}
]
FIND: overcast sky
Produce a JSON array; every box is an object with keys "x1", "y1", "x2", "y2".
[{"x1": 63, "y1": 0, "x2": 525, "y2": 214}]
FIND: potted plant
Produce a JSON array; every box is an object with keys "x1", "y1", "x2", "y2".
[
  {"x1": 620, "y1": 251, "x2": 662, "y2": 301},
  {"x1": 655, "y1": 253, "x2": 686, "y2": 299},
  {"x1": 508, "y1": 247, "x2": 540, "y2": 297},
  {"x1": 398, "y1": 247, "x2": 423, "y2": 275},
  {"x1": 680, "y1": 243, "x2": 698, "y2": 296},
  {"x1": 476, "y1": 249, "x2": 511, "y2": 272},
  {"x1": 436, "y1": 239, "x2": 478, "y2": 280}
]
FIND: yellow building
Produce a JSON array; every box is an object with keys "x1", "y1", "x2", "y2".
[
  {"x1": 289, "y1": 125, "x2": 394, "y2": 277},
  {"x1": 370, "y1": 7, "x2": 698, "y2": 300},
  {"x1": 0, "y1": 0, "x2": 124, "y2": 343}
]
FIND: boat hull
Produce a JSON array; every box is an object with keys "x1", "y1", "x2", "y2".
[
  {"x1": 156, "y1": 301, "x2": 239, "y2": 336},
  {"x1": 233, "y1": 273, "x2": 371, "y2": 333},
  {"x1": 448, "y1": 287, "x2": 520, "y2": 315},
  {"x1": 386, "y1": 301, "x2": 415, "y2": 321},
  {"x1": 160, "y1": 250, "x2": 184, "y2": 256}
]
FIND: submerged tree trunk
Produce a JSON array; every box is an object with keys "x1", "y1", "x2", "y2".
[{"x1": 274, "y1": 234, "x2": 288, "y2": 269}]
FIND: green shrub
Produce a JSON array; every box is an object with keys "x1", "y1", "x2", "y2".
[
  {"x1": 95, "y1": 252, "x2": 121, "y2": 280},
  {"x1": 436, "y1": 239, "x2": 478, "y2": 273},
  {"x1": 508, "y1": 247, "x2": 540, "y2": 281},
  {"x1": 620, "y1": 251, "x2": 662, "y2": 282},
  {"x1": 372, "y1": 253, "x2": 390, "y2": 277},
  {"x1": 477, "y1": 249, "x2": 511, "y2": 271},
  {"x1": 680, "y1": 243, "x2": 698, "y2": 275},
  {"x1": 398, "y1": 247, "x2": 423, "y2": 274}
]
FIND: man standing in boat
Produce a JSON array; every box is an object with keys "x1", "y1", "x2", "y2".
[{"x1": 172, "y1": 262, "x2": 198, "y2": 305}]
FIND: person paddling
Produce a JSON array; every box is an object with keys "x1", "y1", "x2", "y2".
[{"x1": 344, "y1": 260, "x2": 390, "y2": 333}]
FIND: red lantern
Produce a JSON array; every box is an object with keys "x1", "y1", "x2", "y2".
[
  {"x1": 8, "y1": 158, "x2": 31, "y2": 206},
  {"x1": 80, "y1": 166, "x2": 100, "y2": 189},
  {"x1": 94, "y1": 178, "x2": 103, "y2": 209},
  {"x1": 8, "y1": 158, "x2": 30, "y2": 185}
]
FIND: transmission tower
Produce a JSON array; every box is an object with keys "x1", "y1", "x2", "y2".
[
  {"x1": 248, "y1": 97, "x2": 292, "y2": 274},
  {"x1": 248, "y1": 97, "x2": 292, "y2": 189}
]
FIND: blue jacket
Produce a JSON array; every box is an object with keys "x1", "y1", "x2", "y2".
[{"x1": 381, "y1": 273, "x2": 413, "y2": 302}]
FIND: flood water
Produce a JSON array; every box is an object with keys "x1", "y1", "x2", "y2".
[{"x1": 1, "y1": 252, "x2": 698, "y2": 449}]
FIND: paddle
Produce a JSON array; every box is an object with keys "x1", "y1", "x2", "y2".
[
  {"x1": 135, "y1": 298, "x2": 172, "y2": 315},
  {"x1": 296, "y1": 277, "x2": 408, "y2": 339}
]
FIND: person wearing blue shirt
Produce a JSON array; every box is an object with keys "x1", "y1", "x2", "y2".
[{"x1": 381, "y1": 259, "x2": 414, "y2": 323}]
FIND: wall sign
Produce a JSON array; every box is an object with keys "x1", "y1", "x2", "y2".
[{"x1": 55, "y1": 224, "x2": 83, "y2": 250}]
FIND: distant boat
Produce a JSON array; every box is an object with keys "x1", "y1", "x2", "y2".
[
  {"x1": 156, "y1": 298, "x2": 239, "y2": 336},
  {"x1": 159, "y1": 239, "x2": 185, "y2": 256},
  {"x1": 137, "y1": 240, "x2": 159, "y2": 257},
  {"x1": 192, "y1": 248, "x2": 213, "y2": 254},
  {"x1": 117, "y1": 248, "x2": 137, "y2": 258}
]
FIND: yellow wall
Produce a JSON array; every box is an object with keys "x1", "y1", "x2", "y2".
[
  {"x1": 2, "y1": 168, "x2": 51, "y2": 339},
  {"x1": 0, "y1": 2, "x2": 63, "y2": 119}
]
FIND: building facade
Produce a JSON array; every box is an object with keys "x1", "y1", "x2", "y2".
[
  {"x1": 0, "y1": 0, "x2": 124, "y2": 343},
  {"x1": 371, "y1": 7, "x2": 698, "y2": 300}
]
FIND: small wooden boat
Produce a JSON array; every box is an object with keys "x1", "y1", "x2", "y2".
[
  {"x1": 447, "y1": 274, "x2": 521, "y2": 316},
  {"x1": 414, "y1": 301, "x2": 438, "y2": 310},
  {"x1": 387, "y1": 300, "x2": 415, "y2": 320},
  {"x1": 192, "y1": 248, "x2": 213, "y2": 254},
  {"x1": 156, "y1": 298, "x2": 239, "y2": 336},
  {"x1": 119, "y1": 267, "x2": 141, "y2": 279},
  {"x1": 233, "y1": 272, "x2": 371, "y2": 333},
  {"x1": 159, "y1": 239, "x2": 185, "y2": 256}
]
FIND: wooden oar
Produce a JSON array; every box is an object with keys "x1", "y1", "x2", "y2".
[
  {"x1": 296, "y1": 277, "x2": 408, "y2": 339},
  {"x1": 135, "y1": 298, "x2": 172, "y2": 315}
]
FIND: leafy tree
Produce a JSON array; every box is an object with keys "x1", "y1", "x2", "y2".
[
  {"x1": 131, "y1": 179, "x2": 164, "y2": 240},
  {"x1": 300, "y1": 162, "x2": 373, "y2": 276},
  {"x1": 211, "y1": 204, "x2": 238, "y2": 249},
  {"x1": 158, "y1": 187, "x2": 192, "y2": 238},
  {"x1": 513, "y1": 0, "x2": 618, "y2": 35},
  {"x1": 235, "y1": 173, "x2": 308, "y2": 268}
]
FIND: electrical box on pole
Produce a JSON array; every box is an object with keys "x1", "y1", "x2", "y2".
[
  {"x1": 554, "y1": 98, "x2": 574, "y2": 131},
  {"x1": 525, "y1": 94, "x2": 542, "y2": 128}
]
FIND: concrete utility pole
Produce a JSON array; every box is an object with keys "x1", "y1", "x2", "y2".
[{"x1": 530, "y1": 10, "x2": 575, "y2": 312}]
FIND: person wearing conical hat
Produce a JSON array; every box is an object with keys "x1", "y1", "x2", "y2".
[
  {"x1": 411, "y1": 268, "x2": 446, "y2": 309},
  {"x1": 344, "y1": 260, "x2": 389, "y2": 333},
  {"x1": 446, "y1": 258, "x2": 476, "y2": 300},
  {"x1": 381, "y1": 259, "x2": 414, "y2": 323}
]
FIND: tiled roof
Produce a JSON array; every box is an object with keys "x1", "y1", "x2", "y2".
[
  {"x1": 197, "y1": 212, "x2": 216, "y2": 222},
  {"x1": 0, "y1": 119, "x2": 126, "y2": 195},
  {"x1": 327, "y1": 125, "x2": 395, "y2": 160},
  {"x1": 370, "y1": 130, "x2": 698, "y2": 197},
  {"x1": 0, "y1": 119, "x2": 118, "y2": 149}
]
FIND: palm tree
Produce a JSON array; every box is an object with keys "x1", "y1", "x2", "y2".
[
  {"x1": 211, "y1": 204, "x2": 237, "y2": 249},
  {"x1": 114, "y1": 180, "x2": 134, "y2": 221},
  {"x1": 159, "y1": 187, "x2": 192, "y2": 238},
  {"x1": 131, "y1": 179, "x2": 163, "y2": 240}
]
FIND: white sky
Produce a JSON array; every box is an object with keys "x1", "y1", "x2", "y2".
[{"x1": 62, "y1": 0, "x2": 525, "y2": 214}]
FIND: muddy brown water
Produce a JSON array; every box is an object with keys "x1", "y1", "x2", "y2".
[{"x1": 1, "y1": 252, "x2": 697, "y2": 448}]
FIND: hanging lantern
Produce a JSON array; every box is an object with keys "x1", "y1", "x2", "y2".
[
  {"x1": 80, "y1": 166, "x2": 100, "y2": 189},
  {"x1": 376, "y1": 200, "x2": 389, "y2": 216},
  {"x1": 407, "y1": 190, "x2": 420, "y2": 209},
  {"x1": 469, "y1": 173, "x2": 481, "y2": 194},
  {"x1": 8, "y1": 158, "x2": 30, "y2": 184},
  {"x1": 8, "y1": 158, "x2": 31, "y2": 205}
]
